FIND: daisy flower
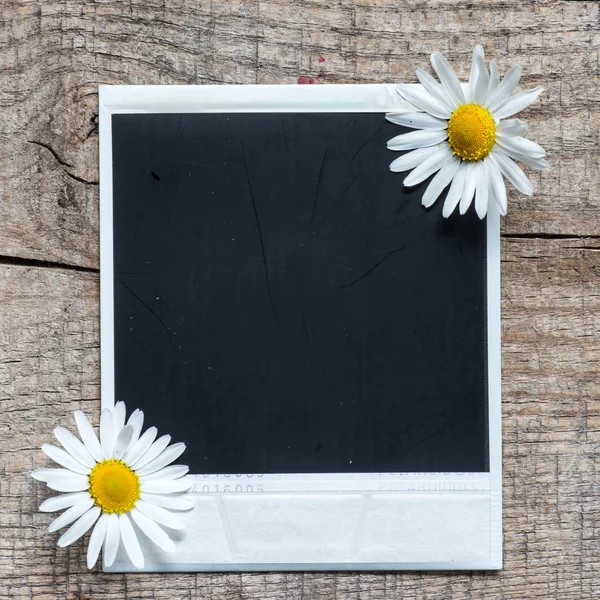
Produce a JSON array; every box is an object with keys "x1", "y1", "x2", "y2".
[
  {"x1": 32, "y1": 402, "x2": 194, "y2": 570},
  {"x1": 386, "y1": 45, "x2": 548, "y2": 218}
]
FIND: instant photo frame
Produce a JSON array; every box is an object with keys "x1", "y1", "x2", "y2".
[{"x1": 99, "y1": 84, "x2": 502, "y2": 571}]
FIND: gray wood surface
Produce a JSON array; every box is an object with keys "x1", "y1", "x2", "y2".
[{"x1": 0, "y1": 1, "x2": 598, "y2": 598}]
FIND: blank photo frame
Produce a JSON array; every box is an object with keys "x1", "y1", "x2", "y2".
[{"x1": 99, "y1": 84, "x2": 502, "y2": 571}]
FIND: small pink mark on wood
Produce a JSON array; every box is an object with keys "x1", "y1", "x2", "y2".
[
  {"x1": 298, "y1": 74, "x2": 323, "y2": 84},
  {"x1": 318, "y1": 56, "x2": 325, "y2": 63}
]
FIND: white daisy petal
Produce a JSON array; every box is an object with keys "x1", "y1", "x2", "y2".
[
  {"x1": 488, "y1": 60, "x2": 500, "y2": 98},
  {"x1": 32, "y1": 467, "x2": 74, "y2": 482},
  {"x1": 387, "y1": 129, "x2": 448, "y2": 151},
  {"x1": 487, "y1": 156, "x2": 508, "y2": 216},
  {"x1": 415, "y1": 69, "x2": 455, "y2": 114},
  {"x1": 493, "y1": 185, "x2": 506, "y2": 216},
  {"x1": 48, "y1": 497, "x2": 95, "y2": 533},
  {"x1": 126, "y1": 409, "x2": 144, "y2": 449},
  {"x1": 135, "y1": 443, "x2": 186, "y2": 477},
  {"x1": 140, "y1": 493, "x2": 196, "y2": 511},
  {"x1": 497, "y1": 118, "x2": 528, "y2": 137},
  {"x1": 119, "y1": 513, "x2": 144, "y2": 569},
  {"x1": 389, "y1": 146, "x2": 441, "y2": 173},
  {"x1": 131, "y1": 508, "x2": 176, "y2": 553},
  {"x1": 87, "y1": 513, "x2": 110, "y2": 569},
  {"x1": 53, "y1": 427, "x2": 96, "y2": 469},
  {"x1": 123, "y1": 426, "x2": 158, "y2": 466},
  {"x1": 492, "y1": 86, "x2": 544, "y2": 120},
  {"x1": 488, "y1": 181, "x2": 497, "y2": 216},
  {"x1": 140, "y1": 465, "x2": 189, "y2": 482},
  {"x1": 385, "y1": 112, "x2": 447, "y2": 130},
  {"x1": 473, "y1": 54, "x2": 490, "y2": 106},
  {"x1": 521, "y1": 155, "x2": 549, "y2": 171},
  {"x1": 488, "y1": 65, "x2": 523, "y2": 113},
  {"x1": 459, "y1": 162, "x2": 478, "y2": 215},
  {"x1": 396, "y1": 83, "x2": 452, "y2": 120},
  {"x1": 42, "y1": 444, "x2": 91, "y2": 475},
  {"x1": 136, "y1": 499, "x2": 186, "y2": 530},
  {"x1": 491, "y1": 150, "x2": 534, "y2": 195},
  {"x1": 57, "y1": 506, "x2": 101, "y2": 548},
  {"x1": 467, "y1": 44, "x2": 484, "y2": 103},
  {"x1": 497, "y1": 135, "x2": 546, "y2": 158},
  {"x1": 99, "y1": 409, "x2": 114, "y2": 460},
  {"x1": 103, "y1": 513, "x2": 121, "y2": 568},
  {"x1": 431, "y1": 51, "x2": 465, "y2": 107},
  {"x1": 442, "y1": 163, "x2": 469, "y2": 218},
  {"x1": 74, "y1": 411, "x2": 104, "y2": 463},
  {"x1": 40, "y1": 492, "x2": 90, "y2": 513},
  {"x1": 113, "y1": 424, "x2": 134, "y2": 460},
  {"x1": 131, "y1": 435, "x2": 171, "y2": 471},
  {"x1": 403, "y1": 145, "x2": 453, "y2": 187},
  {"x1": 421, "y1": 156, "x2": 461, "y2": 208},
  {"x1": 475, "y1": 161, "x2": 490, "y2": 219},
  {"x1": 112, "y1": 401, "x2": 126, "y2": 438},
  {"x1": 498, "y1": 147, "x2": 549, "y2": 170},
  {"x1": 46, "y1": 473, "x2": 90, "y2": 493},
  {"x1": 141, "y1": 479, "x2": 192, "y2": 494}
]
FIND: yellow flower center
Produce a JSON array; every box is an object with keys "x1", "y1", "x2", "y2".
[
  {"x1": 447, "y1": 104, "x2": 496, "y2": 161},
  {"x1": 88, "y1": 459, "x2": 140, "y2": 514}
]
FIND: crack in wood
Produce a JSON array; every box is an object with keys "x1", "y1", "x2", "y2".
[
  {"x1": 63, "y1": 171, "x2": 99, "y2": 186},
  {"x1": 2, "y1": 234, "x2": 597, "y2": 278},
  {"x1": 27, "y1": 140, "x2": 98, "y2": 185},
  {"x1": 85, "y1": 113, "x2": 99, "y2": 140},
  {"x1": 502, "y1": 233, "x2": 600, "y2": 240},
  {"x1": 0, "y1": 255, "x2": 98, "y2": 273},
  {"x1": 27, "y1": 140, "x2": 73, "y2": 168}
]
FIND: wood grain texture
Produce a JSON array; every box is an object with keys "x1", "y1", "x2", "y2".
[{"x1": 0, "y1": 0, "x2": 598, "y2": 598}]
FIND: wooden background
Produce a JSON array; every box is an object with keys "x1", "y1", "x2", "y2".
[{"x1": 0, "y1": 0, "x2": 598, "y2": 598}]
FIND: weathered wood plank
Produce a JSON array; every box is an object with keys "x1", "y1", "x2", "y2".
[
  {"x1": 1, "y1": 236, "x2": 599, "y2": 598},
  {"x1": 0, "y1": 0, "x2": 597, "y2": 269},
  {"x1": 1, "y1": 0, "x2": 599, "y2": 597}
]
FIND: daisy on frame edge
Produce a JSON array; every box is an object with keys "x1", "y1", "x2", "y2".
[
  {"x1": 386, "y1": 45, "x2": 548, "y2": 218},
  {"x1": 32, "y1": 401, "x2": 194, "y2": 569}
]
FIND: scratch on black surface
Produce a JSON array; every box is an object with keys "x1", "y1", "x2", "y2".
[
  {"x1": 237, "y1": 438, "x2": 246, "y2": 462},
  {"x1": 226, "y1": 150, "x2": 243, "y2": 167},
  {"x1": 115, "y1": 270, "x2": 154, "y2": 275},
  {"x1": 288, "y1": 172, "x2": 362, "y2": 263},
  {"x1": 340, "y1": 225, "x2": 435, "y2": 289},
  {"x1": 391, "y1": 199, "x2": 421, "y2": 228},
  {"x1": 281, "y1": 120, "x2": 290, "y2": 154},
  {"x1": 241, "y1": 144, "x2": 280, "y2": 326},
  {"x1": 367, "y1": 211, "x2": 428, "y2": 243},
  {"x1": 318, "y1": 172, "x2": 361, "y2": 229},
  {"x1": 351, "y1": 121, "x2": 385, "y2": 163},
  {"x1": 301, "y1": 313, "x2": 309, "y2": 341},
  {"x1": 116, "y1": 276, "x2": 172, "y2": 343},
  {"x1": 401, "y1": 416, "x2": 471, "y2": 457},
  {"x1": 310, "y1": 148, "x2": 329, "y2": 225},
  {"x1": 172, "y1": 160, "x2": 218, "y2": 172}
]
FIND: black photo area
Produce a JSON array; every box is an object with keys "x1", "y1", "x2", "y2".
[{"x1": 112, "y1": 112, "x2": 488, "y2": 474}]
